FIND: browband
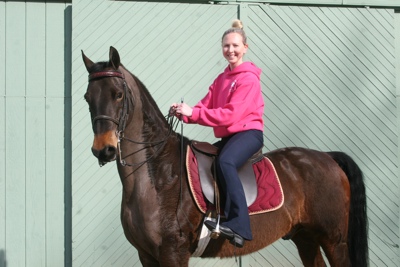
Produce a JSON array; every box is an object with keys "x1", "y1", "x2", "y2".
[{"x1": 88, "y1": 71, "x2": 124, "y2": 81}]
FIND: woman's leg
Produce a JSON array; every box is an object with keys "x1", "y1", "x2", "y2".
[{"x1": 216, "y1": 130, "x2": 263, "y2": 240}]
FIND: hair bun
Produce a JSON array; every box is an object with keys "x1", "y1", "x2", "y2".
[{"x1": 231, "y1": 19, "x2": 243, "y2": 29}]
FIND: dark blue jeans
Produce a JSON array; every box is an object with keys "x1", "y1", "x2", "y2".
[{"x1": 214, "y1": 130, "x2": 263, "y2": 240}]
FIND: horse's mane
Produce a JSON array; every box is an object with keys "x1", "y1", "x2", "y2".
[
  {"x1": 118, "y1": 65, "x2": 192, "y2": 184},
  {"x1": 120, "y1": 65, "x2": 169, "y2": 128},
  {"x1": 89, "y1": 61, "x2": 167, "y2": 124}
]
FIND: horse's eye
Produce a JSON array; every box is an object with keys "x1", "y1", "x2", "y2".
[{"x1": 116, "y1": 92, "x2": 123, "y2": 99}]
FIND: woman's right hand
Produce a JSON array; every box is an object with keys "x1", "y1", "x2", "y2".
[
  {"x1": 169, "y1": 103, "x2": 178, "y2": 116},
  {"x1": 170, "y1": 103, "x2": 193, "y2": 117}
]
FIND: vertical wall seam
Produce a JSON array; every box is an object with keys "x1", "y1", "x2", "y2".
[
  {"x1": 394, "y1": 8, "x2": 400, "y2": 266},
  {"x1": 3, "y1": 1, "x2": 6, "y2": 261},
  {"x1": 64, "y1": 2, "x2": 73, "y2": 266},
  {"x1": 44, "y1": 2, "x2": 47, "y2": 266},
  {"x1": 24, "y1": 2, "x2": 27, "y2": 266}
]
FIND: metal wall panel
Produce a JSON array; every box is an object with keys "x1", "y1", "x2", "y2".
[
  {"x1": 72, "y1": 1, "x2": 239, "y2": 266},
  {"x1": 394, "y1": 8, "x2": 400, "y2": 267},
  {"x1": 244, "y1": 4, "x2": 399, "y2": 266},
  {"x1": 0, "y1": 1, "x2": 72, "y2": 267},
  {"x1": 72, "y1": 1, "x2": 399, "y2": 266},
  {"x1": 0, "y1": 4, "x2": 4, "y2": 266}
]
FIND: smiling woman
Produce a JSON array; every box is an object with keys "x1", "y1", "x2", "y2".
[
  {"x1": 170, "y1": 20, "x2": 265, "y2": 246},
  {"x1": 222, "y1": 20, "x2": 248, "y2": 69}
]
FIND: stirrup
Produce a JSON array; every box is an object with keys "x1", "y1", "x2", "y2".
[{"x1": 209, "y1": 214, "x2": 221, "y2": 239}]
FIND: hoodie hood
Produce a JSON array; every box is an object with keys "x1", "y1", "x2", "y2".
[{"x1": 224, "y1": 62, "x2": 261, "y2": 80}]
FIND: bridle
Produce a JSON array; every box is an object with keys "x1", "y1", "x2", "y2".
[
  {"x1": 88, "y1": 70, "x2": 178, "y2": 168},
  {"x1": 89, "y1": 71, "x2": 130, "y2": 134}
]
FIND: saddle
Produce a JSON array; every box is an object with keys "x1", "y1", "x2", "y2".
[
  {"x1": 190, "y1": 141, "x2": 262, "y2": 206},
  {"x1": 186, "y1": 141, "x2": 284, "y2": 215}
]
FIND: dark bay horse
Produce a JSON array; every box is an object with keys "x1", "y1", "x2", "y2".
[{"x1": 82, "y1": 46, "x2": 368, "y2": 267}]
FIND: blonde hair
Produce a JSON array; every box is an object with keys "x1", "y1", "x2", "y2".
[{"x1": 222, "y1": 19, "x2": 247, "y2": 45}]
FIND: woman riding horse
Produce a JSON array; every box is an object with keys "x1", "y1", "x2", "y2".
[{"x1": 82, "y1": 42, "x2": 368, "y2": 266}]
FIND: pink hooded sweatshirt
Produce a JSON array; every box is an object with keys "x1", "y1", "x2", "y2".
[{"x1": 183, "y1": 62, "x2": 264, "y2": 138}]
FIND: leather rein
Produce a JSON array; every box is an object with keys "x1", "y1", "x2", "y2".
[{"x1": 88, "y1": 70, "x2": 177, "y2": 168}]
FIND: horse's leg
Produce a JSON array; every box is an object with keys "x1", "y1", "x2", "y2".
[
  {"x1": 158, "y1": 251, "x2": 190, "y2": 267},
  {"x1": 155, "y1": 240, "x2": 191, "y2": 267},
  {"x1": 291, "y1": 230, "x2": 326, "y2": 267},
  {"x1": 138, "y1": 250, "x2": 160, "y2": 267},
  {"x1": 137, "y1": 247, "x2": 190, "y2": 267},
  {"x1": 319, "y1": 238, "x2": 351, "y2": 267}
]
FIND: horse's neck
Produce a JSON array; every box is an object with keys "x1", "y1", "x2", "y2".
[
  {"x1": 121, "y1": 66, "x2": 168, "y2": 133},
  {"x1": 118, "y1": 66, "x2": 177, "y2": 191}
]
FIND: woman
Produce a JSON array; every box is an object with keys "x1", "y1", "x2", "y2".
[{"x1": 171, "y1": 20, "x2": 264, "y2": 248}]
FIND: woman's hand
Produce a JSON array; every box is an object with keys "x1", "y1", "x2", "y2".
[{"x1": 170, "y1": 103, "x2": 193, "y2": 117}]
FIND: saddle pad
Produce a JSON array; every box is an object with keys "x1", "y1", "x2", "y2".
[{"x1": 186, "y1": 146, "x2": 284, "y2": 215}]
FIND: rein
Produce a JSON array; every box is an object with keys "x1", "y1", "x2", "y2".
[{"x1": 88, "y1": 70, "x2": 179, "y2": 169}]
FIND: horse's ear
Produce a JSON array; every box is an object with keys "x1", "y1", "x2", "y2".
[
  {"x1": 109, "y1": 46, "x2": 120, "y2": 70},
  {"x1": 81, "y1": 50, "x2": 94, "y2": 72}
]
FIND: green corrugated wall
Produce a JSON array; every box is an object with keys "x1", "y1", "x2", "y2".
[
  {"x1": 71, "y1": 1, "x2": 399, "y2": 266},
  {"x1": 244, "y1": 4, "x2": 399, "y2": 265},
  {"x1": 71, "y1": 1, "x2": 239, "y2": 266},
  {"x1": 0, "y1": 1, "x2": 72, "y2": 267},
  {"x1": 1, "y1": 0, "x2": 399, "y2": 266},
  {"x1": 73, "y1": 2, "x2": 399, "y2": 266}
]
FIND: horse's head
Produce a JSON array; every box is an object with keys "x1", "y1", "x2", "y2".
[{"x1": 82, "y1": 46, "x2": 130, "y2": 166}]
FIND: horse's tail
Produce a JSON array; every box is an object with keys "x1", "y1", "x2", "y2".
[{"x1": 327, "y1": 151, "x2": 368, "y2": 267}]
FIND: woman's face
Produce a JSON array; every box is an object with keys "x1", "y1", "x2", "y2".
[{"x1": 222, "y1": 32, "x2": 248, "y2": 69}]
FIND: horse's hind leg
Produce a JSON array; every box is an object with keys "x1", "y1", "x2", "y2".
[
  {"x1": 319, "y1": 238, "x2": 350, "y2": 267},
  {"x1": 292, "y1": 230, "x2": 326, "y2": 267}
]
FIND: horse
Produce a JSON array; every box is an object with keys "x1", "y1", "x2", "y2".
[{"x1": 81, "y1": 46, "x2": 368, "y2": 267}]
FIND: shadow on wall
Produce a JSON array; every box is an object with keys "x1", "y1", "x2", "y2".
[{"x1": 0, "y1": 250, "x2": 7, "y2": 267}]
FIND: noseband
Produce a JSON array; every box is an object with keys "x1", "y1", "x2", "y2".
[{"x1": 88, "y1": 71, "x2": 130, "y2": 134}]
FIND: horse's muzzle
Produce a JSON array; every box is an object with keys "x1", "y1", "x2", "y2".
[{"x1": 92, "y1": 145, "x2": 117, "y2": 166}]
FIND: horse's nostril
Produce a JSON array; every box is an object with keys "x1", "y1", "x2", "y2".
[
  {"x1": 104, "y1": 146, "x2": 116, "y2": 157},
  {"x1": 92, "y1": 146, "x2": 117, "y2": 163},
  {"x1": 99, "y1": 145, "x2": 117, "y2": 161}
]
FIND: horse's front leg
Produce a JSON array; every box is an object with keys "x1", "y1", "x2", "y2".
[
  {"x1": 138, "y1": 250, "x2": 161, "y2": 267},
  {"x1": 157, "y1": 239, "x2": 191, "y2": 267},
  {"x1": 158, "y1": 252, "x2": 190, "y2": 267}
]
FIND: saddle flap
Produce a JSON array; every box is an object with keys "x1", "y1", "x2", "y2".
[
  {"x1": 238, "y1": 162, "x2": 257, "y2": 205},
  {"x1": 189, "y1": 143, "x2": 257, "y2": 206},
  {"x1": 192, "y1": 150, "x2": 216, "y2": 204}
]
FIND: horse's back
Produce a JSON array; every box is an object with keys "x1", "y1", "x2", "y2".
[
  {"x1": 265, "y1": 147, "x2": 347, "y2": 184},
  {"x1": 264, "y1": 147, "x2": 350, "y2": 224}
]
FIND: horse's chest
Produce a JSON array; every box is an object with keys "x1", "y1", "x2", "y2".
[{"x1": 120, "y1": 203, "x2": 162, "y2": 253}]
